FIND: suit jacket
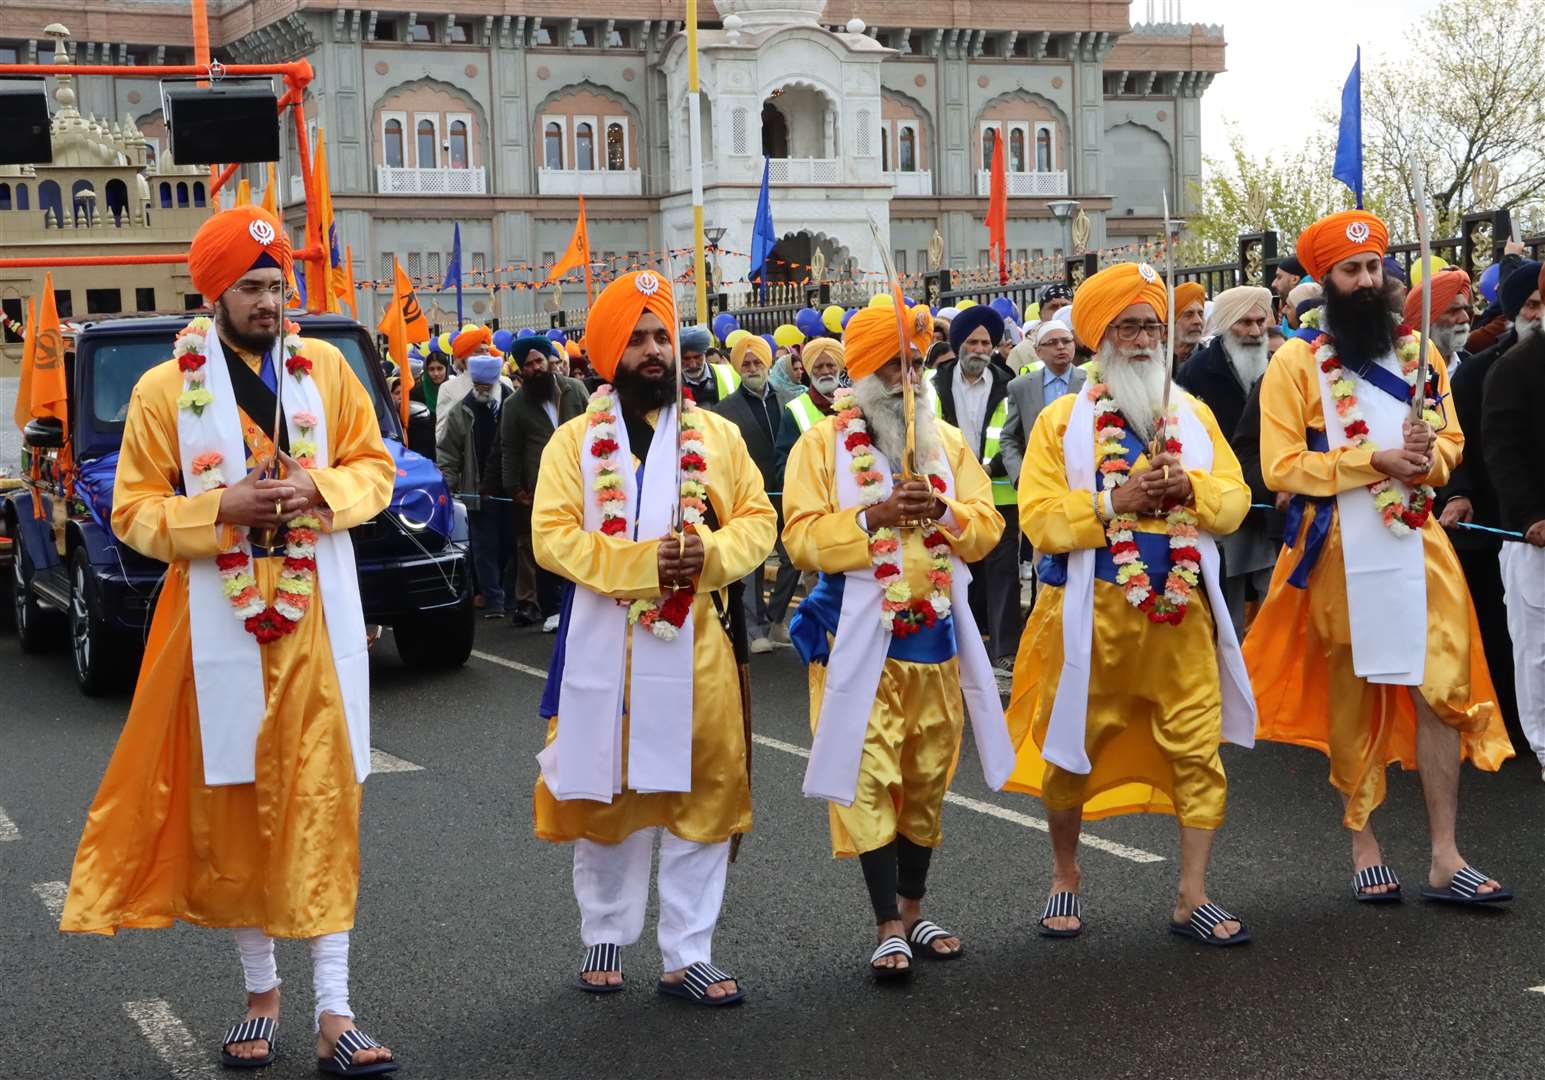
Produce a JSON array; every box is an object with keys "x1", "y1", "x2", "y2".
[
  {"x1": 498, "y1": 375, "x2": 590, "y2": 496},
  {"x1": 1481, "y1": 332, "x2": 1545, "y2": 534},
  {"x1": 933, "y1": 358, "x2": 1013, "y2": 479},
  {"x1": 1230, "y1": 376, "x2": 1287, "y2": 542},
  {"x1": 1175, "y1": 335, "x2": 1249, "y2": 441},
  {"x1": 1000, "y1": 364, "x2": 1088, "y2": 483},
  {"x1": 712, "y1": 384, "x2": 801, "y2": 499},
  {"x1": 1443, "y1": 329, "x2": 1516, "y2": 550}
]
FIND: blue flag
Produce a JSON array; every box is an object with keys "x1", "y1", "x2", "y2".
[
  {"x1": 442, "y1": 222, "x2": 464, "y2": 324},
  {"x1": 749, "y1": 158, "x2": 776, "y2": 302},
  {"x1": 1333, "y1": 47, "x2": 1363, "y2": 208}
]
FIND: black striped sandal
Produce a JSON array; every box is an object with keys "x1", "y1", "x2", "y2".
[
  {"x1": 316, "y1": 1028, "x2": 397, "y2": 1076},
  {"x1": 907, "y1": 919, "x2": 964, "y2": 960},
  {"x1": 220, "y1": 1015, "x2": 277, "y2": 1070},
  {"x1": 869, "y1": 935, "x2": 913, "y2": 981},
  {"x1": 656, "y1": 961, "x2": 745, "y2": 1006},
  {"x1": 1038, "y1": 891, "x2": 1084, "y2": 939},
  {"x1": 1353, "y1": 864, "x2": 1403, "y2": 903},
  {"x1": 1420, "y1": 865, "x2": 1514, "y2": 905},
  {"x1": 577, "y1": 943, "x2": 625, "y2": 994},
  {"x1": 1169, "y1": 902, "x2": 1252, "y2": 947}
]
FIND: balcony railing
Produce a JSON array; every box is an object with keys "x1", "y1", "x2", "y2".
[
  {"x1": 886, "y1": 169, "x2": 933, "y2": 196},
  {"x1": 974, "y1": 170, "x2": 1069, "y2": 197},
  {"x1": 768, "y1": 157, "x2": 841, "y2": 184},
  {"x1": 536, "y1": 168, "x2": 643, "y2": 196},
  {"x1": 377, "y1": 166, "x2": 488, "y2": 195}
]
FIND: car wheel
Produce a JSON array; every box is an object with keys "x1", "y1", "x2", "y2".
[
  {"x1": 14, "y1": 539, "x2": 60, "y2": 654},
  {"x1": 69, "y1": 548, "x2": 130, "y2": 696},
  {"x1": 392, "y1": 586, "x2": 476, "y2": 668}
]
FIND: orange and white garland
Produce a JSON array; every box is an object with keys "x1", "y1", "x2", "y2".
[
  {"x1": 831, "y1": 389, "x2": 952, "y2": 637},
  {"x1": 175, "y1": 316, "x2": 321, "y2": 644},
  {"x1": 1315, "y1": 325, "x2": 1438, "y2": 537},
  {"x1": 585, "y1": 384, "x2": 706, "y2": 641}
]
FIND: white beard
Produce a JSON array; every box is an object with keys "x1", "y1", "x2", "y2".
[
  {"x1": 853, "y1": 375, "x2": 943, "y2": 470},
  {"x1": 1221, "y1": 332, "x2": 1269, "y2": 387},
  {"x1": 1429, "y1": 321, "x2": 1469, "y2": 360},
  {"x1": 1515, "y1": 315, "x2": 1542, "y2": 344},
  {"x1": 1097, "y1": 339, "x2": 1167, "y2": 444}
]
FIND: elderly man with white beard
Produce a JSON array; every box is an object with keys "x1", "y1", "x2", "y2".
[
  {"x1": 1003, "y1": 262, "x2": 1257, "y2": 947},
  {"x1": 782, "y1": 302, "x2": 1014, "y2": 980},
  {"x1": 1176, "y1": 285, "x2": 1278, "y2": 635}
]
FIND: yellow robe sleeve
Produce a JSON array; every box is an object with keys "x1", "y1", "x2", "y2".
[
  {"x1": 301, "y1": 340, "x2": 396, "y2": 532},
  {"x1": 696, "y1": 412, "x2": 778, "y2": 592},
  {"x1": 1422, "y1": 344, "x2": 1463, "y2": 489}
]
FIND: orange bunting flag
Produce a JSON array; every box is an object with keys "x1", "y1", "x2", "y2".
[
  {"x1": 235, "y1": 178, "x2": 252, "y2": 207},
  {"x1": 546, "y1": 195, "x2": 594, "y2": 305},
  {"x1": 29, "y1": 275, "x2": 67, "y2": 435},
  {"x1": 261, "y1": 163, "x2": 278, "y2": 215},
  {"x1": 12, "y1": 295, "x2": 37, "y2": 434},
  {"x1": 378, "y1": 258, "x2": 430, "y2": 432},
  {"x1": 305, "y1": 129, "x2": 347, "y2": 314},
  {"x1": 987, "y1": 126, "x2": 1008, "y2": 286}
]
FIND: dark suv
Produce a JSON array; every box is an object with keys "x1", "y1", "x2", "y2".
[{"x1": 4, "y1": 312, "x2": 474, "y2": 694}]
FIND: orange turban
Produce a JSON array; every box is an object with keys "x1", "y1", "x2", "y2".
[
  {"x1": 1402, "y1": 267, "x2": 1471, "y2": 327},
  {"x1": 1175, "y1": 281, "x2": 1206, "y2": 313},
  {"x1": 452, "y1": 325, "x2": 499, "y2": 361},
  {"x1": 1295, "y1": 210, "x2": 1389, "y2": 281},
  {"x1": 800, "y1": 336, "x2": 845, "y2": 370},
  {"x1": 843, "y1": 304, "x2": 932, "y2": 382},
  {"x1": 730, "y1": 334, "x2": 772, "y2": 370},
  {"x1": 1070, "y1": 262, "x2": 1168, "y2": 350},
  {"x1": 188, "y1": 205, "x2": 292, "y2": 303},
  {"x1": 581, "y1": 270, "x2": 678, "y2": 383}
]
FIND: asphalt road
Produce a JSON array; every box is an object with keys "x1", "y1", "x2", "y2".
[{"x1": 2, "y1": 614, "x2": 1543, "y2": 1080}]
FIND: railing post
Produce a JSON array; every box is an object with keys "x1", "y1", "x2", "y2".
[
  {"x1": 1066, "y1": 253, "x2": 1097, "y2": 291},
  {"x1": 1237, "y1": 229, "x2": 1277, "y2": 289},
  {"x1": 925, "y1": 270, "x2": 950, "y2": 309},
  {"x1": 550, "y1": 310, "x2": 567, "y2": 329}
]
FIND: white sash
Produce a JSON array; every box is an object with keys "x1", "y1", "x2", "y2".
[
  {"x1": 802, "y1": 433, "x2": 1015, "y2": 806},
  {"x1": 175, "y1": 332, "x2": 371, "y2": 786},
  {"x1": 1043, "y1": 390, "x2": 1256, "y2": 774},
  {"x1": 1315, "y1": 350, "x2": 1426, "y2": 684},
  {"x1": 538, "y1": 405, "x2": 696, "y2": 801}
]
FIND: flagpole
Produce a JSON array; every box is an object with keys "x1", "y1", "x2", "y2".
[{"x1": 687, "y1": 0, "x2": 707, "y2": 324}]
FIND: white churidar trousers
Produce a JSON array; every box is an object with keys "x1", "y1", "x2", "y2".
[
  {"x1": 232, "y1": 928, "x2": 354, "y2": 1029},
  {"x1": 1500, "y1": 543, "x2": 1545, "y2": 766}
]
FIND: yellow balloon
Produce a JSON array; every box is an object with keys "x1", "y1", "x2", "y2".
[
  {"x1": 437, "y1": 333, "x2": 453, "y2": 353},
  {"x1": 773, "y1": 323, "x2": 806, "y2": 347},
  {"x1": 957, "y1": 299, "x2": 977, "y2": 310},
  {"x1": 822, "y1": 304, "x2": 845, "y2": 332},
  {"x1": 1026, "y1": 302, "x2": 1041, "y2": 321},
  {"x1": 724, "y1": 329, "x2": 751, "y2": 349},
  {"x1": 1408, "y1": 255, "x2": 1450, "y2": 289},
  {"x1": 461, "y1": 322, "x2": 479, "y2": 335},
  {"x1": 868, "y1": 293, "x2": 893, "y2": 308}
]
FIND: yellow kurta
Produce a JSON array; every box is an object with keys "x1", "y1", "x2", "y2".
[
  {"x1": 782, "y1": 418, "x2": 1004, "y2": 856},
  {"x1": 1243, "y1": 336, "x2": 1510, "y2": 830},
  {"x1": 531, "y1": 408, "x2": 776, "y2": 845},
  {"x1": 1003, "y1": 391, "x2": 1249, "y2": 827},
  {"x1": 61, "y1": 338, "x2": 395, "y2": 938}
]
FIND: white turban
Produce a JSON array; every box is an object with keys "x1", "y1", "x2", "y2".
[
  {"x1": 1035, "y1": 319, "x2": 1075, "y2": 346},
  {"x1": 1207, "y1": 285, "x2": 1274, "y2": 336},
  {"x1": 937, "y1": 306, "x2": 960, "y2": 322}
]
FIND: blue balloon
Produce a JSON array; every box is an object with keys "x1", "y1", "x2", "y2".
[
  {"x1": 515, "y1": 327, "x2": 535, "y2": 338},
  {"x1": 761, "y1": 333, "x2": 777, "y2": 354},
  {"x1": 902, "y1": 296, "x2": 917, "y2": 308},
  {"x1": 794, "y1": 307, "x2": 825, "y2": 338},
  {"x1": 546, "y1": 328, "x2": 567, "y2": 344},
  {"x1": 991, "y1": 297, "x2": 1021, "y2": 323},
  {"x1": 1479, "y1": 262, "x2": 1501, "y2": 303},
  {"x1": 491, "y1": 329, "x2": 515, "y2": 353},
  {"x1": 841, "y1": 307, "x2": 858, "y2": 329},
  {"x1": 712, "y1": 312, "x2": 740, "y2": 341}
]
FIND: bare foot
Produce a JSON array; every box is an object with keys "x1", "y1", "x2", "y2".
[
  {"x1": 899, "y1": 896, "x2": 961, "y2": 956},
  {"x1": 580, "y1": 969, "x2": 623, "y2": 989},
  {"x1": 660, "y1": 966, "x2": 738, "y2": 999},
  {"x1": 1174, "y1": 896, "x2": 1243, "y2": 940},
  {"x1": 225, "y1": 988, "x2": 279, "y2": 1061},
  {"x1": 1351, "y1": 827, "x2": 1398, "y2": 897},
  {"x1": 315, "y1": 1012, "x2": 393, "y2": 1070},
  {"x1": 1430, "y1": 854, "x2": 1501, "y2": 896},
  {"x1": 1041, "y1": 866, "x2": 1083, "y2": 934},
  {"x1": 872, "y1": 917, "x2": 911, "y2": 973}
]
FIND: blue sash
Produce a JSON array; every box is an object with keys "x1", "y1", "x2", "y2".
[
  {"x1": 1037, "y1": 428, "x2": 1173, "y2": 588},
  {"x1": 1282, "y1": 429, "x2": 1333, "y2": 588},
  {"x1": 789, "y1": 571, "x2": 957, "y2": 666}
]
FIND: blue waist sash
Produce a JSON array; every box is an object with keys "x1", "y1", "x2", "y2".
[
  {"x1": 1037, "y1": 529, "x2": 1175, "y2": 590},
  {"x1": 1282, "y1": 428, "x2": 1333, "y2": 588},
  {"x1": 789, "y1": 571, "x2": 956, "y2": 666}
]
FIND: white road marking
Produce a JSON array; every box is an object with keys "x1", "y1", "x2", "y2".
[
  {"x1": 369, "y1": 748, "x2": 424, "y2": 773},
  {"x1": 124, "y1": 999, "x2": 217, "y2": 1079},
  {"x1": 32, "y1": 881, "x2": 67, "y2": 921},
  {"x1": 471, "y1": 649, "x2": 550, "y2": 679},
  {"x1": 1528, "y1": 986, "x2": 1545, "y2": 995},
  {"x1": 0, "y1": 804, "x2": 17, "y2": 841}
]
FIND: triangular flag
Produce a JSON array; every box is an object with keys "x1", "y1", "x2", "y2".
[
  {"x1": 378, "y1": 258, "x2": 430, "y2": 432},
  {"x1": 12, "y1": 295, "x2": 36, "y2": 433},
  {"x1": 261, "y1": 163, "x2": 278, "y2": 215},
  {"x1": 235, "y1": 178, "x2": 252, "y2": 206},
  {"x1": 304, "y1": 129, "x2": 344, "y2": 313},
  {"x1": 343, "y1": 244, "x2": 360, "y2": 320},
  {"x1": 547, "y1": 196, "x2": 593, "y2": 305},
  {"x1": 987, "y1": 127, "x2": 1008, "y2": 285}
]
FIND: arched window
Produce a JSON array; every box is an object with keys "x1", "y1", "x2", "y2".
[
  {"x1": 0, "y1": 183, "x2": 10, "y2": 211},
  {"x1": 1036, "y1": 128, "x2": 1053, "y2": 172},
  {"x1": 39, "y1": 180, "x2": 63, "y2": 226},
  {"x1": 176, "y1": 182, "x2": 189, "y2": 208},
  {"x1": 159, "y1": 181, "x2": 173, "y2": 208},
  {"x1": 575, "y1": 122, "x2": 594, "y2": 171},
  {"x1": 72, "y1": 179, "x2": 95, "y2": 225},
  {"x1": 899, "y1": 126, "x2": 916, "y2": 172},
  {"x1": 384, "y1": 118, "x2": 404, "y2": 167},
  {"x1": 15, "y1": 183, "x2": 28, "y2": 211},
  {"x1": 981, "y1": 127, "x2": 997, "y2": 171},
  {"x1": 106, "y1": 178, "x2": 129, "y2": 225},
  {"x1": 881, "y1": 131, "x2": 889, "y2": 172},
  {"x1": 1009, "y1": 128, "x2": 1026, "y2": 172},
  {"x1": 544, "y1": 121, "x2": 563, "y2": 169},
  {"x1": 606, "y1": 122, "x2": 625, "y2": 171},
  {"x1": 448, "y1": 120, "x2": 468, "y2": 168},
  {"x1": 416, "y1": 119, "x2": 436, "y2": 167},
  {"x1": 761, "y1": 103, "x2": 788, "y2": 158},
  {"x1": 192, "y1": 182, "x2": 206, "y2": 207}
]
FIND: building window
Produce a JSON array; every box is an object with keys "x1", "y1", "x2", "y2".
[
  {"x1": 72, "y1": 179, "x2": 95, "y2": 224},
  {"x1": 608, "y1": 26, "x2": 627, "y2": 47},
  {"x1": 543, "y1": 118, "x2": 565, "y2": 169},
  {"x1": 384, "y1": 117, "x2": 404, "y2": 167},
  {"x1": 416, "y1": 119, "x2": 437, "y2": 168},
  {"x1": 14, "y1": 183, "x2": 27, "y2": 211},
  {"x1": 428, "y1": 252, "x2": 442, "y2": 282},
  {"x1": 575, "y1": 122, "x2": 595, "y2": 171},
  {"x1": 916, "y1": 249, "x2": 928, "y2": 272},
  {"x1": 981, "y1": 127, "x2": 997, "y2": 171},
  {"x1": 106, "y1": 178, "x2": 129, "y2": 224},
  {"x1": 606, "y1": 120, "x2": 626, "y2": 171},
  {"x1": 472, "y1": 252, "x2": 486, "y2": 274},
  {"x1": 135, "y1": 287, "x2": 157, "y2": 312},
  {"x1": 881, "y1": 127, "x2": 889, "y2": 172},
  {"x1": 0, "y1": 182, "x2": 9, "y2": 210},
  {"x1": 571, "y1": 24, "x2": 591, "y2": 47},
  {"x1": 381, "y1": 252, "x2": 395, "y2": 279},
  {"x1": 158, "y1": 181, "x2": 172, "y2": 209},
  {"x1": 899, "y1": 125, "x2": 917, "y2": 172},
  {"x1": 192, "y1": 182, "x2": 206, "y2": 208},
  {"x1": 895, "y1": 249, "x2": 907, "y2": 273},
  {"x1": 407, "y1": 252, "x2": 423, "y2": 280},
  {"x1": 857, "y1": 109, "x2": 872, "y2": 157},
  {"x1": 448, "y1": 119, "x2": 469, "y2": 168},
  {"x1": 1009, "y1": 128, "x2": 1026, "y2": 172},
  {"x1": 409, "y1": 20, "x2": 435, "y2": 43},
  {"x1": 373, "y1": 17, "x2": 400, "y2": 40},
  {"x1": 1035, "y1": 124, "x2": 1054, "y2": 171},
  {"x1": 448, "y1": 19, "x2": 472, "y2": 44},
  {"x1": 184, "y1": 293, "x2": 202, "y2": 310},
  {"x1": 532, "y1": 25, "x2": 552, "y2": 45},
  {"x1": 39, "y1": 179, "x2": 63, "y2": 225}
]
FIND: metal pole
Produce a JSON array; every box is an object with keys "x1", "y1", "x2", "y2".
[{"x1": 687, "y1": 0, "x2": 707, "y2": 324}]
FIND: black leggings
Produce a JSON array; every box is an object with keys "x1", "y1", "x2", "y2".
[{"x1": 857, "y1": 836, "x2": 935, "y2": 923}]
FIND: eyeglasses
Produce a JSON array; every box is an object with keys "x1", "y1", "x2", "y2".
[
  {"x1": 227, "y1": 282, "x2": 286, "y2": 300},
  {"x1": 1110, "y1": 320, "x2": 1165, "y2": 343}
]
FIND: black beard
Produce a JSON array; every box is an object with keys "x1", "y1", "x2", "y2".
[
  {"x1": 1323, "y1": 279, "x2": 1396, "y2": 367},
  {"x1": 613, "y1": 361, "x2": 676, "y2": 412},
  {"x1": 215, "y1": 300, "x2": 279, "y2": 357},
  {"x1": 523, "y1": 367, "x2": 556, "y2": 399}
]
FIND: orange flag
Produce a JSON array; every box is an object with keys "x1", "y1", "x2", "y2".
[
  {"x1": 29, "y1": 275, "x2": 67, "y2": 434},
  {"x1": 12, "y1": 295, "x2": 36, "y2": 433},
  {"x1": 377, "y1": 258, "x2": 430, "y2": 432},
  {"x1": 260, "y1": 163, "x2": 278, "y2": 215},
  {"x1": 987, "y1": 126, "x2": 1008, "y2": 286},
  {"x1": 342, "y1": 244, "x2": 360, "y2": 320},
  {"x1": 235, "y1": 178, "x2": 252, "y2": 206},
  {"x1": 546, "y1": 195, "x2": 594, "y2": 305}
]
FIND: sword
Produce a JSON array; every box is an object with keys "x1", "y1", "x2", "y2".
[
  {"x1": 1410, "y1": 157, "x2": 1433, "y2": 424},
  {"x1": 865, "y1": 213, "x2": 923, "y2": 488},
  {"x1": 257, "y1": 171, "x2": 290, "y2": 546},
  {"x1": 667, "y1": 281, "x2": 688, "y2": 567},
  {"x1": 1156, "y1": 189, "x2": 1177, "y2": 481}
]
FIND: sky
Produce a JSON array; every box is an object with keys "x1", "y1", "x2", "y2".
[{"x1": 1160, "y1": 0, "x2": 1443, "y2": 166}]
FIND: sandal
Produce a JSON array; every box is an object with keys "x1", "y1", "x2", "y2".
[
  {"x1": 869, "y1": 935, "x2": 913, "y2": 981},
  {"x1": 656, "y1": 961, "x2": 745, "y2": 1007},
  {"x1": 1420, "y1": 866, "x2": 1514, "y2": 906},
  {"x1": 1353, "y1": 865, "x2": 1402, "y2": 903},
  {"x1": 220, "y1": 1016, "x2": 277, "y2": 1070},
  {"x1": 577, "y1": 942, "x2": 625, "y2": 994},
  {"x1": 1169, "y1": 902, "x2": 1251, "y2": 947},
  {"x1": 907, "y1": 919, "x2": 964, "y2": 960},
  {"x1": 1038, "y1": 891, "x2": 1084, "y2": 939},
  {"x1": 316, "y1": 1028, "x2": 397, "y2": 1076}
]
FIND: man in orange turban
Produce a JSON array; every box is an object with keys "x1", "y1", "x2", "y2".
[
  {"x1": 1245, "y1": 209, "x2": 1513, "y2": 906},
  {"x1": 530, "y1": 269, "x2": 776, "y2": 1005},
  {"x1": 60, "y1": 206, "x2": 399, "y2": 1071},
  {"x1": 1402, "y1": 268, "x2": 1472, "y2": 366},
  {"x1": 781, "y1": 296, "x2": 1009, "y2": 979},
  {"x1": 1174, "y1": 281, "x2": 1208, "y2": 367},
  {"x1": 1004, "y1": 260, "x2": 1255, "y2": 947}
]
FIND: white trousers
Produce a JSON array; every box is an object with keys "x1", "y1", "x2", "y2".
[
  {"x1": 1500, "y1": 543, "x2": 1545, "y2": 766},
  {"x1": 572, "y1": 827, "x2": 730, "y2": 972},
  {"x1": 232, "y1": 928, "x2": 353, "y2": 1029}
]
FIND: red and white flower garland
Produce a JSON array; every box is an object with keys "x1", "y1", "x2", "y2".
[
  {"x1": 830, "y1": 389, "x2": 953, "y2": 638},
  {"x1": 584, "y1": 385, "x2": 707, "y2": 642},
  {"x1": 175, "y1": 316, "x2": 321, "y2": 644},
  {"x1": 1314, "y1": 325, "x2": 1438, "y2": 537},
  {"x1": 1089, "y1": 376, "x2": 1201, "y2": 626}
]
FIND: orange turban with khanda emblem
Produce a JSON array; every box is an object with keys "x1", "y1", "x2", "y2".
[
  {"x1": 843, "y1": 304, "x2": 933, "y2": 382},
  {"x1": 1402, "y1": 267, "x2": 1471, "y2": 327},
  {"x1": 1175, "y1": 281, "x2": 1206, "y2": 313},
  {"x1": 581, "y1": 270, "x2": 679, "y2": 383},
  {"x1": 188, "y1": 205, "x2": 292, "y2": 303},
  {"x1": 1295, "y1": 210, "x2": 1389, "y2": 281},
  {"x1": 1070, "y1": 262, "x2": 1169, "y2": 350}
]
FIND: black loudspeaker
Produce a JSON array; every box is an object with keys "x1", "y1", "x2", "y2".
[
  {"x1": 164, "y1": 83, "x2": 280, "y2": 165},
  {"x1": 0, "y1": 85, "x2": 53, "y2": 165}
]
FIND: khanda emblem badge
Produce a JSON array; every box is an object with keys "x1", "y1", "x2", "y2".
[
  {"x1": 248, "y1": 219, "x2": 276, "y2": 246},
  {"x1": 1138, "y1": 262, "x2": 1158, "y2": 283},
  {"x1": 1345, "y1": 220, "x2": 1371, "y2": 244},
  {"x1": 635, "y1": 271, "x2": 662, "y2": 296}
]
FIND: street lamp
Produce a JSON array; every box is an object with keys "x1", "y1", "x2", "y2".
[
  {"x1": 1047, "y1": 198, "x2": 1080, "y2": 262},
  {"x1": 704, "y1": 223, "x2": 727, "y2": 299}
]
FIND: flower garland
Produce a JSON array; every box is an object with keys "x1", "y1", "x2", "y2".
[
  {"x1": 585, "y1": 385, "x2": 708, "y2": 642},
  {"x1": 1315, "y1": 325, "x2": 1438, "y2": 537},
  {"x1": 175, "y1": 316, "x2": 322, "y2": 643},
  {"x1": 830, "y1": 390, "x2": 953, "y2": 638},
  {"x1": 1089, "y1": 376, "x2": 1201, "y2": 625}
]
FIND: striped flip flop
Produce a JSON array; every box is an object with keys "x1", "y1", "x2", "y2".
[
  {"x1": 1169, "y1": 902, "x2": 1252, "y2": 947},
  {"x1": 656, "y1": 961, "x2": 745, "y2": 1006},
  {"x1": 907, "y1": 918, "x2": 964, "y2": 960},
  {"x1": 1353, "y1": 864, "x2": 1403, "y2": 903},
  {"x1": 1037, "y1": 891, "x2": 1083, "y2": 938},
  {"x1": 1420, "y1": 865, "x2": 1514, "y2": 905},
  {"x1": 220, "y1": 1015, "x2": 276, "y2": 1070},
  {"x1": 577, "y1": 942, "x2": 625, "y2": 994},
  {"x1": 869, "y1": 936, "x2": 913, "y2": 982},
  {"x1": 316, "y1": 1027, "x2": 397, "y2": 1076}
]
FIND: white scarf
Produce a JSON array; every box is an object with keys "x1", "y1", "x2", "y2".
[
  {"x1": 1315, "y1": 350, "x2": 1427, "y2": 684},
  {"x1": 538, "y1": 405, "x2": 696, "y2": 801},
  {"x1": 1043, "y1": 390, "x2": 1256, "y2": 774},
  {"x1": 175, "y1": 331, "x2": 371, "y2": 786},
  {"x1": 801, "y1": 434, "x2": 1015, "y2": 806}
]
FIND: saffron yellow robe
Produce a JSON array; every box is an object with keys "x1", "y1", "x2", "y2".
[
  {"x1": 781, "y1": 419, "x2": 1004, "y2": 856},
  {"x1": 1003, "y1": 391, "x2": 1249, "y2": 826},
  {"x1": 1243, "y1": 337, "x2": 1510, "y2": 830},
  {"x1": 61, "y1": 339, "x2": 395, "y2": 938},
  {"x1": 531, "y1": 408, "x2": 776, "y2": 845}
]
